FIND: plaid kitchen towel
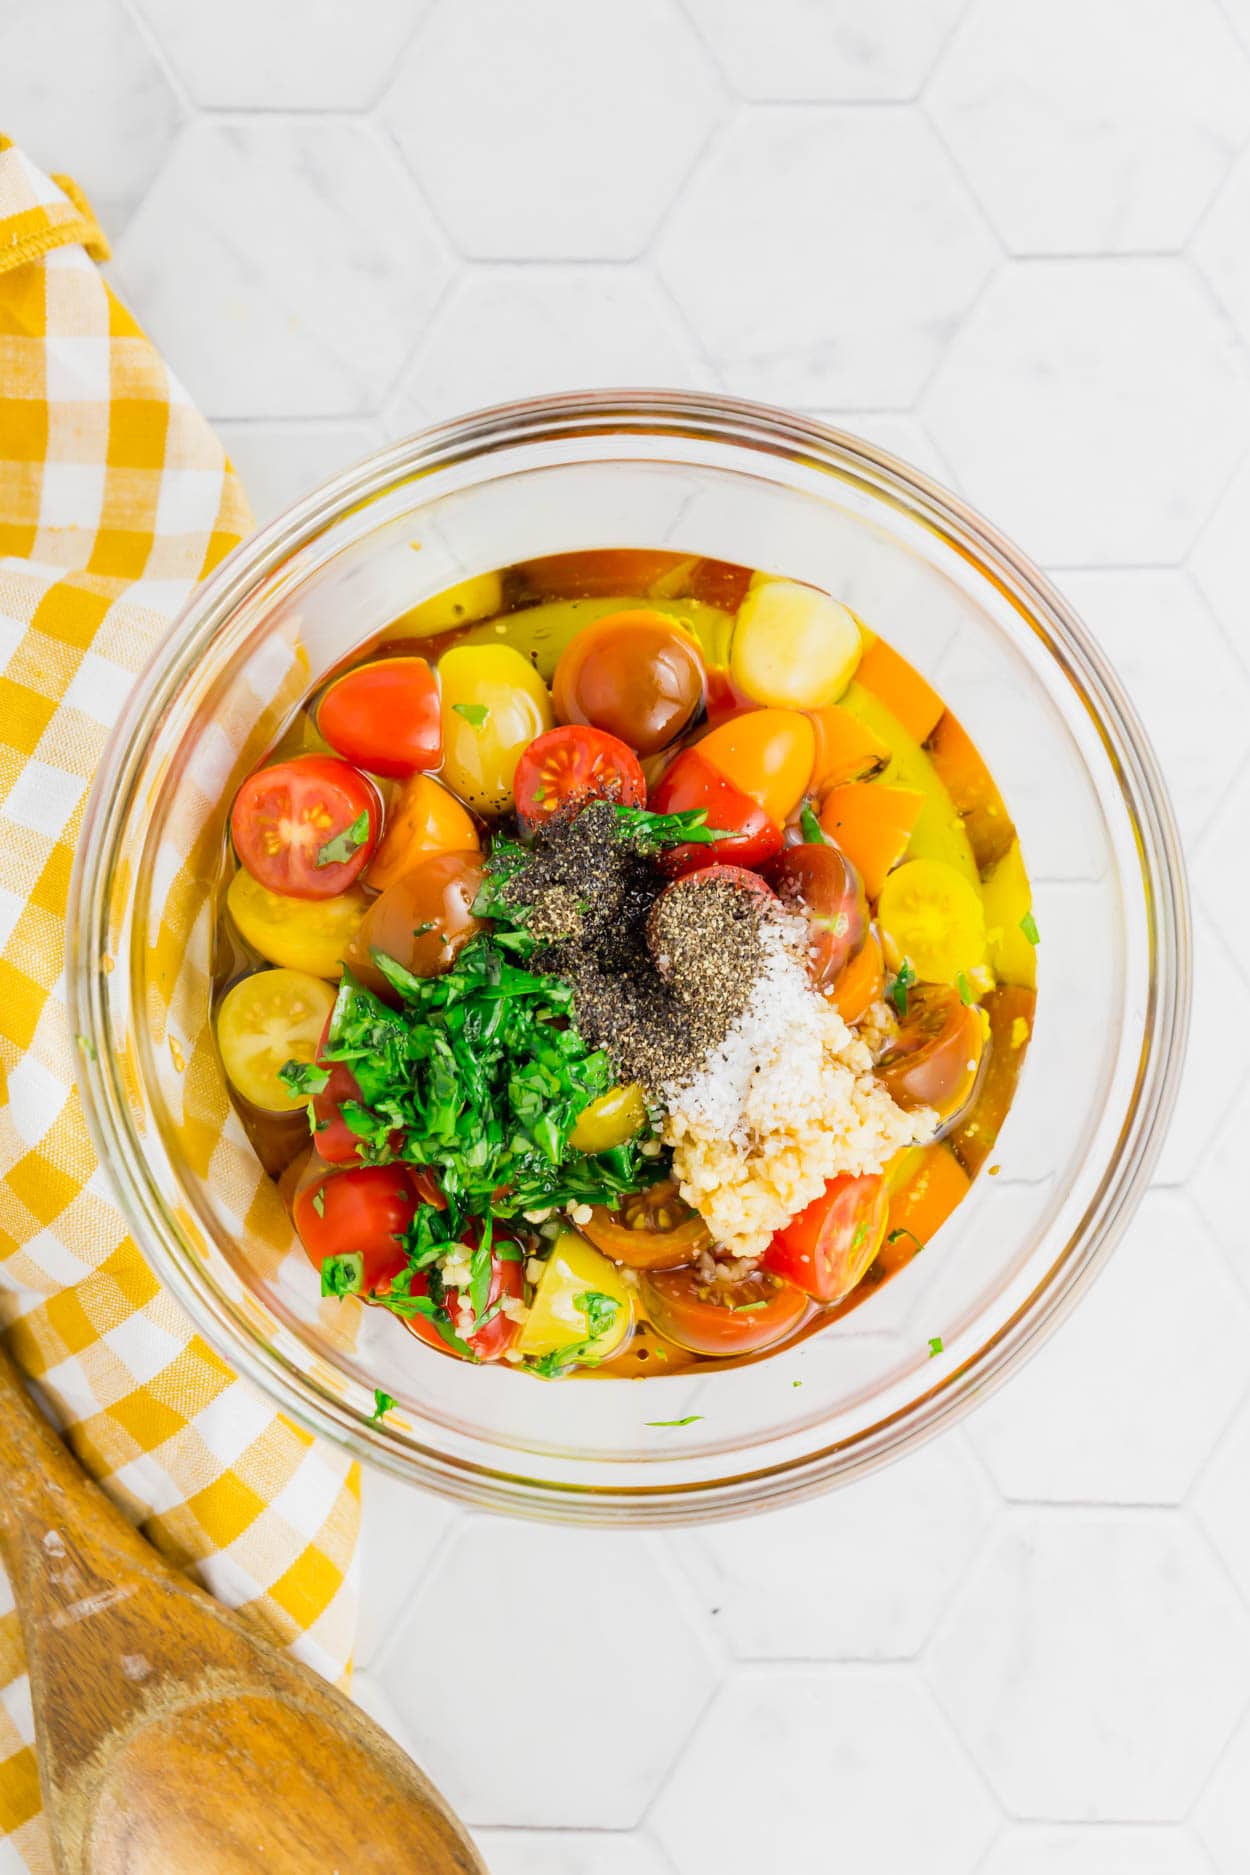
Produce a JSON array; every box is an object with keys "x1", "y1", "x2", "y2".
[{"x1": 0, "y1": 141, "x2": 359, "y2": 1872}]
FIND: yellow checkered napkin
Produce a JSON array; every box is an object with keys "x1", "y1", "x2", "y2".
[{"x1": 0, "y1": 141, "x2": 359, "y2": 1871}]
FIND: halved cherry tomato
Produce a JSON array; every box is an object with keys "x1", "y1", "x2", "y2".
[
  {"x1": 582, "y1": 1176, "x2": 712, "y2": 1271},
  {"x1": 226, "y1": 869, "x2": 368, "y2": 979},
  {"x1": 950, "y1": 984, "x2": 1035, "y2": 1177},
  {"x1": 767, "y1": 841, "x2": 868, "y2": 989},
  {"x1": 808, "y1": 702, "x2": 891, "y2": 789},
  {"x1": 649, "y1": 747, "x2": 783, "y2": 874},
  {"x1": 696, "y1": 708, "x2": 815, "y2": 827},
  {"x1": 513, "y1": 725, "x2": 646, "y2": 828},
  {"x1": 402, "y1": 1238, "x2": 524, "y2": 1363},
  {"x1": 311, "y1": 1016, "x2": 402, "y2": 1164},
  {"x1": 367, "y1": 773, "x2": 478, "y2": 894},
  {"x1": 878, "y1": 984, "x2": 985, "y2": 1124},
  {"x1": 819, "y1": 781, "x2": 923, "y2": 902},
  {"x1": 231, "y1": 756, "x2": 380, "y2": 900},
  {"x1": 294, "y1": 1163, "x2": 416, "y2": 1293},
  {"x1": 346, "y1": 849, "x2": 485, "y2": 998},
  {"x1": 831, "y1": 929, "x2": 885, "y2": 1025},
  {"x1": 317, "y1": 657, "x2": 441, "y2": 778},
  {"x1": 553, "y1": 609, "x2": 705, "y2": 754},
  {"x1": 641, "y1": 1265, "x2": 807, "y2": 1355},
  {"x1": 216, "y1": 968, "x2": 335, "y2": 1114},
  {"x1": 763, "y1": 1172, "x2": 887, "y2": 1304}
]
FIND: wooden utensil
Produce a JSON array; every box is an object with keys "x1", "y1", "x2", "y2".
[{"x1": 0, "y1": 1343, "x2": 484, "y2": 1874}]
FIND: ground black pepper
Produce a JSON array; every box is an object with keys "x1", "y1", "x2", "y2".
[{"x1": 501, "y1": 802, "x2": 766, "y2": 1092}]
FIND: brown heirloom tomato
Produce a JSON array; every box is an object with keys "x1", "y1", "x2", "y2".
[
  {"x1": 877, "y1": 984, "x2": 985, "y2": 1124},
  {"x1": 346, "y1": 849, "x2": 485, "y2": 998},
  {"x1": 553, "y1": 609, "x2": 705, "y2": 754},
  {"x1": 766, "y1": 841, "x2": 868, "y2": 990},
  {"x1": 640, "y1": 1266, "x2": 807, "y2": 1356}
]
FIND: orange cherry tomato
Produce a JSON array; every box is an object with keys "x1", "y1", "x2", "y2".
[
  {"x1": 553, "y1": 609, "x2": 705, "y2": 755},
  {"x1": 641, "y1": 1265, "x2": 807, "y2": 1355},
  {"x1": 767, "y1": 841, "x2": 868, "y2": 989},
  {"x1": 648, "y1": 747, "x2": 783, "y2": 874},
  {"x1": 513, "y1": 725, "x2": 646, "y2": 828},
  {"x1": 402, "y1": 1237, "x2": 524, "y2": 1364},
  {"x1": 762, "y1": 1172, "x2": 887, "y2": 1303},
  {"x1": 367, "y1": 773, "x2": 479, "y2": 893},
  {"x1": 582, "y1": 1176, "x2": 713, "y2": 1270},
  {"x1": 231, "y1": 756, "x2": 381, "y2": 900},
  {"x1": 294, "y1": 1163, "x2": 415, "y2": 1293},
  {"x1": 318, "y1": 657, "x2": 441, "y2": 778},
  {"x1": 346, "y1": 849, "x2": 485, "y2": 998},
  {"x1": 878, "y1": 984, "x2": 985, "y2": 1123},
  {"x1": 831, "y1": 929, "x2": 885, "y2": 1025},
  {"x1": 697, "y1": 708, "x2": 815, "y2": 827}
]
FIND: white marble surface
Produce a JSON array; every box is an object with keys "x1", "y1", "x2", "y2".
[{"x1": 11, "y1": 1, "x2": 1250, "y2": 1867}]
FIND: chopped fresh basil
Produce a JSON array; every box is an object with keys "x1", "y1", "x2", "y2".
[
  {"x1": 646, "y1": 1415, "x2": 703, "y2": 1428},
  {"x1": 732, "y1": 1300, "x2": 768, "y2": 1314},
  {"x1": 75, "y1": 1032, "x2": 97, "y2": 1062},
  {"x1": 320, "y1": 1251, "x2": 363, "y2": 1298},
  {"x1": 887, "y1": 1225, "x2": 925, "y2": 1253},
  {"x1": 612, "y1": 805, "x2": 728, "y2": 851},
  {"x1": 576, "y1": 1290, "x2": 621, "y2": 1339},
  {"x1": 956, "y1": 971, "x2": 973, "y2": 1006},
  {"x1": 452, "y1": 702, "x2": 489, "y2": 727},
  {"x1": 887, "y1": 957, "x2": 917, "y2": 1018},
  {"x1": 370, "y1": 1389, "x2": 396, "y2": 1422},
  {"x1": 279, "y1": 1057, "x2": 330, "y2": 1098},
  {"x1": 316, "y1": 809, "x2": 370, "y2": 870},
  {"x1": 928, "y1": 1336, "x2": 943, "y2": 1358},
  {"x1": 1020, "y1": 911, "x2": 1040, "y2": 946},
  {"x1": 799, "y1": 802, "x2": 827, "y2": 845}
]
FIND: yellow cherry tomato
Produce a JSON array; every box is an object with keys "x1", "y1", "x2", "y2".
[
  {"x1": 730, "y1": 579, "x2": 862, "y2": 709},
  {"x1": 394, "y1": 572, "x2": 505, "y2": 639},
  {"x1": 215, "y1": 968, "x2": 335, "y2": 1112},
  {"x1": 226, "y1": 868, "x2": 368, "y2": 979},
  {"x1": 697, "y1": 708, "x2": 815, "y2": 825},
  {"x1": 569, "y1": 1083, "x2": 647, "y2": 1154},
  {"x1": 367, "y1": 773, "x2": 479, "y2": 893},
  {"x1": 516, "y1": 1230, "x2": 633, "y2": 1364},
  {"x1": 437, "y1": 643, "x2": 554, "y2": 815},
  {"x1": 877, "y1": 858, "x2": 987, "y2": 985}
]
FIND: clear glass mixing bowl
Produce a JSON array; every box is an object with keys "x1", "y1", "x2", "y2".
[{"x1": 67, "y1": 392, "x2": 1189, "y2": 1524}]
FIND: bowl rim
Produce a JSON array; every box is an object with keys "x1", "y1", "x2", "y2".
[{"x1": 67, "y1": 387, "x2": 1191, "y2": 1523}]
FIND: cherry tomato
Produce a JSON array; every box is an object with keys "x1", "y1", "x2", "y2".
[
  {"x1": 311, "y1": 1017, "x2": 403, "y2": 1165},
  {"x1": 231, "y1": 756, "x2": 380, "y2": 900},
  {"x1": 762, "y1": 1172, "x2": 887, "y2": 1304},
  {"x1": 226, "y1": 869, "x2": 368, "y2": 979},
  {"x1": 293, "y1": 1163, "x2": 416, "y2": 1293},
  {"x1": 582, "y1": 1177, "x2": 712, "y2": 1271},
  {"x1": 696, "y1": 708, "x2": 814, "y2": 826},
  {"x1": 767, "y1": 842, "x2": 869, "y2": 989},
  {"x1": 402, "y1": 1238, "x2": 524, "y2": 1363},
  {"x1": 216, "y1": 968, "x2": 335, "y2": 1114},
  {"x1": 317, "y1": 657, "x2": 441, "y2": 778},
  {"x1": 649, "y1": 747, "x2": 783, "y2": 874},
  {"x1": 516, "y1": 549, "x2": 691, "y2": 600},
  {"x1": 367, "y1": 773, "x2": 479, "y2": 894},
  {"x1": 553, "y1": 609, "x2": 705, "y2": 755},
  {"x1": 513, "y1": 725, "x2": 646, "y2": 828},
  {"x1": 346, "y1": 849, "x2": 485, "y2": 998},
  {"x1": 877, "y1": 984, "x2": 985, "y2": 1123},
  {"x1": 439, "y1": 644, "x2": 554, "y2": 815},
  {"x1": 641, "y1": 1265, "x2": 807, "y2": 1355},
  {"x1": 831, "y1": 929, "x2": 885, "y2": 1025}
]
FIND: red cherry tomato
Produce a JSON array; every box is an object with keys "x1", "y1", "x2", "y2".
[
  {"x1": 317, "y1": 657, "x2": 442, "y2": 778},
  {"x1": 641, "y1": 1265, "x2": 807, "y2": 1355},
  {"x1": 403, "y1": 1238, "x2": 524, "y2": 1363},
  {"x1": 513, "y1": 725, "x2": 646, "y2": 828},
  {"x1": 231, "y1": 756, "x2": 381, "y2": 900},
  {"x1": 649, "y1": 747, "x2": 783, "y2": 875},
  {"x1": 293, "y1": 1163, "x2": 416, "y2": 1293},
  {"x1": 766, "y1": 842, "x2": 869, "y2": 989},
  {"x1": 762, "y1": 1172, "x2": 888, "y2": 1304}
]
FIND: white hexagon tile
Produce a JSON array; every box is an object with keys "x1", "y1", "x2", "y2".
[{"x1": 22, "y1": 3, "x2": 1250, "y2": 1867}]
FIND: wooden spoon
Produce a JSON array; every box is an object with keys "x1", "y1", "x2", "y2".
[{"x1": 0, "y1": 1343, "x2": 484, "y2": 1874}]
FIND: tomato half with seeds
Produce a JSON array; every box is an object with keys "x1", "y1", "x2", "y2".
[
  {"x1": 293, "y1": 1163, "x2": 416, "y2": 1293},
  {"x1": 648, "y1": 747, "x2": 783, "y2": 875},
  {"x1": 762, "y1": 1172, "x2": 887, "y2": 1304},
  {"x1": 766, "y1": 841, "x2": 869, "y2": 989},
  {"x1": 641, "y1": 1265, "x2": 807, "y2": 1355},
  {"x1": 877, "y1": 984, "x2": 985, "y2": 1124},
  {"x1": 402, "y1": 1241, "x2": 524, "y2": 1363},
  {"x1": 513, "y1": 725, "x2": 646, "y2": 828},
  {"x1": 582, "y1": 1177, "x2": 712, "y2": 1271},
  {"x1": 317, "y1": 657, "x2": 441, "y2": 778},
  {"x1": 231, "y1": 756, "x2": 380, "y2": 900}
]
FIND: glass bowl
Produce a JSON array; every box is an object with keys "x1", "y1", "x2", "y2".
[{"x1": 67, "y1": 391, "x2": 1189, "y2": 1525}]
